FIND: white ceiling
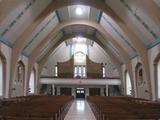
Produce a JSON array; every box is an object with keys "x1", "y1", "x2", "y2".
[{"x1": 0, "y1": 0, "x2": 160, "y2": 66}]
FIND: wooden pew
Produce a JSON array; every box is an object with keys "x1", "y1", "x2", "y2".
[
  {"x1": 87, "y1": 96, "x2": 160, "y2": 120},
  {"x1": 0, "y1": 95, "x2": 74, "y2": 120}
]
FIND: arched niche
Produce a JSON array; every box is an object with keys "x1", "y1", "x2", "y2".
[
  {"x1": 135, "y1": 63, "x2": 144, "y2": 87},
  {"x1": 12, "y1": 60, "x2": 25, "y2": 97},
  {"x1": 17, "y1": 61, "x2": 25, "y2": 96}
]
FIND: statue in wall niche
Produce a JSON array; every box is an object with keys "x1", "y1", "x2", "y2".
[{"x1": 137, "y1": 69, "x2": 144, "y2": 86}]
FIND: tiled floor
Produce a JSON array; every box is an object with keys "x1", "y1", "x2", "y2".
[{"x1": 64, "y1": 99, "x2": 96, "y2": 120}]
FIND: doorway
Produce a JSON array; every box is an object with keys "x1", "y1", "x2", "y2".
[{"x1": 76, "y1": 88, "x2": 85, "y2": 99}]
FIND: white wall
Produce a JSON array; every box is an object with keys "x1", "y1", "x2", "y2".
[
  {"x1": 41, "y1": 42, "x2": 71, "y2": 76},
  {"x1": 1, "y1": 0, "x2": 52, "y2": 44},
  {"x1": 89, "y1": 42, "x2": 119, "y2": 77}
]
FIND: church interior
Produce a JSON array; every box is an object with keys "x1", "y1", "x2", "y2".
[{"x1": 0, "y1": 0, "x2": 160, "y2": 119}]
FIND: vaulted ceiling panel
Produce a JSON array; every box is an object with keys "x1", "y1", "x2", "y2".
[
  {"x1": 89, "y1": 7, "x2": 101, "y2": 22},
  {"x1": 37, "y1": 31, "x2": 63, "y2": 62},
  {"x1": 105, "y1": 0, "x2": 159, "y2": 46},
  {"x1": 56, "y1": 7, "x2": 69, "y2": 21},
  {"x1": 0, "y1": 0, "x2": 52, "y2": 46},
  {"x1": 86, "y1": 27, "x2": 95, "y2": 35},
  {"x1": 63, "y1": 25, "x2": 95, "y2": 35},
  {"x1": 22, "y1": 12, "x2": 59, "y2": 56},
  {"x1": 153, "y1": 0, "x2": 160, "y2": 7},
  {"x1": 100, "y1": 15, "x2": 134, "y2": 57},
  {"x1": 70, "y1": 25, "x2": 87, "y2": 33},
  {"x1": 63, "y1": 27, "x2": 72, "y2": 35},
  {"x1": 0, "y1": 0, "x2": 25, "y2": 23},
  {"x1": 121, "y1": 0, "x2": 160, "y2": 44}
]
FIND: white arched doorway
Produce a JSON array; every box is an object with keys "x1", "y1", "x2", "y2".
[
  {"x1": 29, "y1": 68, "x2": 36, "y2": 94},
  {"x1": 125, "y1": 71, "x2": 132, "y2": 95}
]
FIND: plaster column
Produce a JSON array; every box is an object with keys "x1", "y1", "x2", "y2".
[
  {"x1": 106, "y1": 85, "x2": 108, "y2": 96},
  {"x1": 52, "y1": 84, "x2": 55, "y2": 95},
  {"x1": 85, "y1": 88, "x2": 89, "y2": 98},
  {"x1": 72, "y1": 87, "x2": 76, "y2": 98},
  {"x1": 57, "y1": 87, "x2": 60, "y2": 95},
  {"x1": 101, "y1": 87, "x2": 104, "y2": 96}
]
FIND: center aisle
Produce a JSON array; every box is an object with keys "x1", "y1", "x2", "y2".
[{"x1": 64, "y1": 99, "x2": 96, "y2": 120}]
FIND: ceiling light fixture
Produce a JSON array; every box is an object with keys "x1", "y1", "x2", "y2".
[{"x1": 75, "y1": 7, "x2": 83, "y2": 15}]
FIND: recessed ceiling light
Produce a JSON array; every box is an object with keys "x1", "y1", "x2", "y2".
[{"x1": 75, "y1": 7, "x2": 83, "y2": 15}]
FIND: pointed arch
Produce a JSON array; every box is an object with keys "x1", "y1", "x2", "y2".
[
  {"x1": 125, "y1": 70, "x2": 132, "y2": 96},
  {"x1": 29, "y1": 67, "x2": 36, "y2": 94},
  {"x1": 37, "y1": 34, "x2": 123, "y2": 94}
]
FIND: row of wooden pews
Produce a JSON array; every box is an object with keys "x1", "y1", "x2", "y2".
[
  {"x1": 0, "y1": 95, "x2": 74, "y2": 120},
  {"x1": 87, "y1": 96, "x2": 160, "y2": 120}
]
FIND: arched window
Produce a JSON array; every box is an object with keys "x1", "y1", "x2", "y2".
[
  {"x1": 29, "y1": 68, "x2": 36, "y2": 94},
  {"x1": 125, "y1": 71, "x2": 132, "y2": 95},
  {"x1": 74, "y1": 52, "x2": 86, "y2": 64},
  {"x1": 72, "y1": 37, "x2": 88, "y2": 55},
  {"x1": 54, "y1": 65, "x2": 58, "y2": 77},
  {"x1": 74, "y1": 52, "x2": 86, "y2": 78}
]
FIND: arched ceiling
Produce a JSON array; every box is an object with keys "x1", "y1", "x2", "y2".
[
  {"x1": 37, "y1": 33, "x2": 123, "y2": 80},
  {"x1": 0, "y1": 0, "x2": 160, "y2": 66}
]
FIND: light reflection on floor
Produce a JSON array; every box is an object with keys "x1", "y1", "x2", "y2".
[
  {"x1": 64, "y1": 99, "x2": 96, "y2": 120},
  {"x1": 76, "y1": 100, "x2": 85, "y2": 111}
]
